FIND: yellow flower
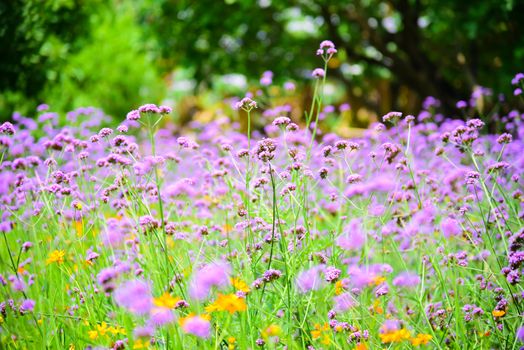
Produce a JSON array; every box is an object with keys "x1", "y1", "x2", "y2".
[
  {"x1": 69, "y1": 344, "x2": 75, "y2": 350},
  {"x1": 261, "y1": 324, "x2": 282, "y2": 339},
  {"x1": 379, "y1": 328, "x2": 411, "y2": 343},
  {"x1": 492, "y1": 310, "x2": 505, "y2": 317},
  {"x1": 371, "y1": 276, "x2": 386, "y2": 286},
  {"x1": 96, "y1": 322, "x2": 109, "y2": 336},
  {"x1": 354, "y1": 343, "x2": 367, "y2": 350},
  {"x1": 411, "y1": 333, "x2": 433, "y2": 346},
  {"x1": 335, "y1": 280, "x2": 345, "y2": 295},
  {"x1": 227, "y1": 337, "x2": 236, "y2": 350},
  {"x1": 74, "y1": 221, "x2": 83, "y2": 237},
  {"x1": 153, "y1": 292, "x2": 180, "y2": 309},
  {"x1": 231, "y1": 277, "x2": 251, "y2": 293},
  {"x1": 133, "y1": 339, "x2": 150, "y2": 349},
  {"x1": 46, "y1": 250, "x2": 65, "y2": 265},
  {"x1": 205, "y1": 294, "x2": 247, "y2": 314},
  {"x1": 88, "y1": 330, "x2": 98, "y2": 340},
  {"x1": 311, "y1": 323, "x2": 330, "y2": 340},
  {"x1": 108, "y1": 326, "x2": 126, "y2": 335},
  {"x1": 372, "y1": 299, "x2": 384, "y2": 314}
]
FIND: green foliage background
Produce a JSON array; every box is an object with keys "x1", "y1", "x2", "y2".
[{"x1": 1, "y1": 0, "x2": 523, "y2": 120}]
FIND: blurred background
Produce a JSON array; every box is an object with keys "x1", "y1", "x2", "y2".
[{"x1": 1, "y1": 0, "x2": 523, "y2": 129}]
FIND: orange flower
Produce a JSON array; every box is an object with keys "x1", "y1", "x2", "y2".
[
  {"x1": 261, "y1": 324, "x2": 281, "y2": 339},
  {"x1": 411, "y1": 333, "x2": 433, "y2": 346},
  {"x1": 380, "y1": 329, "x2": 411, "y2": 343},
  {"x1": 492, "y1": 310, "x2": 505, "y2": 317},
  {"x1": 371, "y1": 276, "x2": 386, "y2": 286},
  {"x1": 231, "y1": 277, "x2": 251, "y2": 293},
  {"x1": 335, "y1": 280, "x2": 345, "y2": 295},
  {"x1": 46, "y1": 250, "x2": 65, "y2": 265},
  {"x1": 153, "y1": 292, "x2": 180, "y2": 309},
  {"x1": 205, "y1": 294, "x2": 247, "y2": 314},
  {"x1": 311, "y1": 323, "x2": 331, "y2": 345}
]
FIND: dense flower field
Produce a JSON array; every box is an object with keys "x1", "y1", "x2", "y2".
[{"x1": 1, "y1": 42, "x2": 524, "y2": 349}]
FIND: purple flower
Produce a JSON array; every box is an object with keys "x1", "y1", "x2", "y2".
[
  {"x1": 0, "y1": 122, "x2": 15, "y2": 135},
  {"x1": 138, "y1": 103, "x2": 161, "y2": 114},
  {"x1": 260, "y1": 71, "x2": 273, "y2": 86},
  {"x1": 189, "y1": 261, "x2": 231, "y2": 300},
  {"x1": 333, "y1": 293, "x2": 356, "y2": 312},
  {"x1": 456, "y1": 100, "x2": 467, "y2": 109},
  {"x1": 133, "y1": 325, "x2": 155, "y2": 338},
  {"x1": 441, "y1": 217, "x2": 461, "y2": 238},
  {"x1": 336, "y1": 219, "x2": 365, "y2": 251},
  {"x1": 296, "y1": 266, "x2": 323, "y2": 293},
  {"x1": 496, "y1": 133, "x2": 512, "y2": 144},
  {"x1": 382, "y1": 111, "x2": 402, "y2": 123},
  {"x1": 511, "y1": 73, "x2": 524, "y2": 85},
  {"x1": 317, "y1": 40, "x2": 337, "y2": 56},
  {"x1": 273, "y1": 117, "x2": 291, "y2": 126},
  {"x1": 392, "y1": 272, "x2": 420, "y2": 288},
  {"x1": 263, "y1": 269, "x2": 282, "y2": 283},
  {"x1": 517, "y1": 326, "x2": 524, "y2": 342},
  {"x1": 126, "y1": 110, "x2": 140, "y2": 121},
  {"x1": 149, "y1": 308, "x2": 175, "y2": 326},
  {"x1": 114, "y1": 280, "x2": 153, "y2": 315},
  {"x1": 37, "y1": 104, "x2": 49, "y2": 112},
  {"x1": 235, "y1": 97, "x2": 257, "y2": 111},
  {"x1": 19, "y1": 299, "x2": 35, "y2": 313},
  {"x1": 284, "y1": 81, "x2": 295, "y2": 91},
  {"x1": 312, "y1": 68, "x2": 325, "y2": 78},
  {"x1": 380, "y1": 319, "x2": 401, "y2": 333},
  {"x1": 324, "y1": 266, "x2": 341, "y2": 283},
  {"x1": 182, "y1": 315, "x2": 211, "y2": 338},
  {"x1": 158, "y1": 105, "x2": 172, "y2": 114}
]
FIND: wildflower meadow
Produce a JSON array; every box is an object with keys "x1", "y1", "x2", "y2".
[{"x1": 1, "y1": 41, "x2": 524, "y2": 349}]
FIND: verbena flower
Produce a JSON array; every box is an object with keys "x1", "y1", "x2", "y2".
[
  {"x1": 114, "y1": 280, "x2": 153, "y2": 315},
  {"x1": 180, "y1": 314, "x2": 211, "y2": 338},
  {"x1": 189, "y1": 261, "x2": 231, "y2": 300}
]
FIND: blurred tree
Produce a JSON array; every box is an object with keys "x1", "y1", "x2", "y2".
[
  {"x1": 0, "y1": 0, "x2": 96, "y2": 115},
  {"x1": 140, "y1": 0, "x2": 524, "y2": 115},
  {"x1": 0, "y1": 0, "x2": 164, "y2": 120}
]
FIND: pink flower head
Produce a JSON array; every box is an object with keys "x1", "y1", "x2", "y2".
[
  {"x1": 189, "y1": 261, "x2": 231, "y2": 300},
  {"x1": 284, "y1": 81, "x2": 295, "y2": 91},
  {"x1": 312, "y1": 68, "x2": 325, "y2": 78},
  {"x1": 296, "y1": 266, "x2": 324, "y2": 293},
  {"x1": 182, "y1": 315, "x2": 211, "y2": 338},
  {"x1": 126, "y1": 110, "x2": 140, "y2": 121},
  {"x1": 20, "y1": 299, "x2": 35, "y2": 313},
  {"x1": 114, "y1": 280, "x2": 153, "y2": 315},
  {"x1": 347, "y1": 264, "x2": 392, "y2": 290},
  {"x1": 380, "y1": 319, "x2": 401, "y2": 333},
  {"x1": 149, "y1": 308, "x2": 175, "y2": 326},
  {"x1": 392, "y1": 272, "x2": 421, "y2": 288},
  {"x1": 235, "y1": 97, "x2": 257, "y2": 111},
  {"x1": 319, "y1": 40, "x2": 336, "y2": 50},
  {"x1": 158, "y1": 105, "x2": 172, "y2": 114},
  {"x1": 441, "y1": 217, "x2": 461, "y2": 238},
  {"x1": 260, "y1": 71, "x2": 273, "y2": 86},
  {"x1": 138, "y1": 103, "x2": 161, "y2": 114},
  {"x1": 317, "y1": 40, "x2": 337, "y2": 57},
  {"x1": 336, "y1": 219, "x2": 365, "y2": 251},
  {"x1": 333, "y1": 293, "x2": 357, "y2": 312}
]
